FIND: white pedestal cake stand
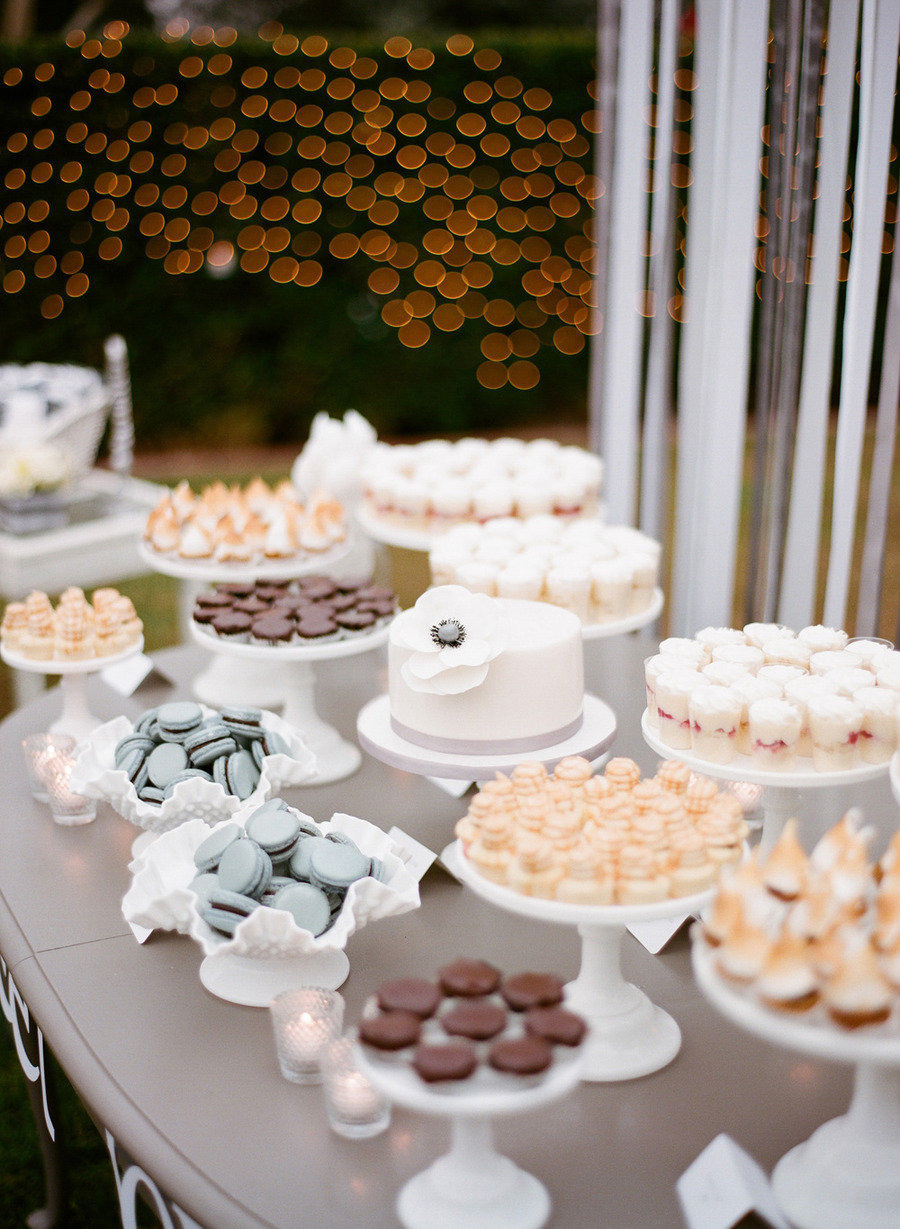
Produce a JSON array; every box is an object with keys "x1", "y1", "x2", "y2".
[
  {"x1": 356, "y1": 693, "x2": 617, "y2": 782},
  {"x1": 641, "y1": 712, "x2": 888, "y2": 853},
  {"x1": 189, "y1": 620, "x2": 391, "y2": 784},
  {"x1": 356, "y1": 1039, "x2": 583, "y2": 1229},
  {"x1": 580, "y1": 587, "x2": 664, "y2": 639},
  {"x1": 198, "y1": 947, "x2": 350, "y2": 1005},
  {"x1": 138, "y1": 539, "x2": 352, "y2": 711},
  {"x1": 1, "y1": 638, "x2": 144, "y2": 742},
  {"x1": 692, "y1": 938, "x2": 900, "y2": 1229},
  {"x1": 443, "y1": 840, "x2": 714, "y2": 1081},
  {"x1": 890, "y1": 752, "x2": 900, "y2": 806}
]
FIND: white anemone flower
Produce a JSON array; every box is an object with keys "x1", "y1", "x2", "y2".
[{"x1": 392, "y1": 584, "x2": 506, "y2": 695}]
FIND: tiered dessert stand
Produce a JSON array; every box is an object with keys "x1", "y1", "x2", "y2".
[
  {"x1": 190, "y1": 619, "x2": 391, "y2": 784},
  {"x1": 138, "y1": 538, "x2": 353, "y2": 732},
  {"x1": 693, "y1": 937, "x2": 900, "y2": 1229},
  {"x1": 641, "y1": 712, "x2": 889, "y2": 853},
  {"x1": 1, "y1": 637, "x2": 144, "y2": 742},
  {"x1": 444, "y1": 841, "x2": 713, "y2": 1081},
  {"x1": 356, "y1": 1035, "x2": 583, "y2": 1229},
  {"x1": 356, "y1": 694, "x2": 617, "y2": 782}
]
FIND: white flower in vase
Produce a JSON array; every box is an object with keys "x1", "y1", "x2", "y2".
[{"x1": 392, "y1": 585, "x2": 506, "y2": 695}]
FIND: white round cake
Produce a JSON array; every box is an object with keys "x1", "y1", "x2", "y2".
[{"x1": 388, "y1": 586, "x2": 584, "y2": 754}]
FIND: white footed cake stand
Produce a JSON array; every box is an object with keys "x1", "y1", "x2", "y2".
[
  {"x1": 641, "y1": 712, "x2": 889, "y2": 853},
  {"x1": 444, "y1": 840, "x2": 715, "y2": 1080},
  {"x1": 889, "y1": 752, "x2": 900, "y2": 807},
  {"x1": 1, "y1": 639, "x2": 144, "y2": 742},
  {"x1": 357, "y1": 693, "x2": 617, "y2": 782},
  {"x1": 692, "y1": 937, "x2": 900, "y2": 1229},
  {"x1": 580, "y1": 587, "x2": 664, "y2": 640},
  {"x1": 190, "y1": 620, "x2": 391, "y2": 784},
  {"x1": 138, "y1": 538, "x2": 352, "y2": 712},
  {"x1": 356, "y1": 1038, "x2": 583, "y2": 1229}
]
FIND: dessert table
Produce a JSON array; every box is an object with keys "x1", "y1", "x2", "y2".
[{"x1": 0, "y1": 635, "x2": 895, "y2": 1228}]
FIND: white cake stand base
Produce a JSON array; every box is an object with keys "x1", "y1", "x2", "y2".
[
  {"x1": 641, "y1": 712, "x2": 888, "y2": 853},
  {"x1": 198, "y1": 948, "x2": 350, "y2": 1006},
  {"x1": 190, "y1": 622, "x2": 391, "y2": 785},
  {"x1": 397, "y1": 1118, "x2": 550, "y2": 1229},
  {"x1": 1, "y1": 640, "x2": 144, "y2": 744},
  {"x1": 356, "y1": 1034, "x2": 582, "y2": 1229},
  {"x1": 693, "y1": 939, "x2": 900, "y2": 1229},
  {"x1": 445, "y1": 841, "x2": 715, "y2": 1081},
  {"x1": 357, "y1": 693, "x2": 617, "y2": 781},
  {"x1": 773, "y1": 1067, "x2": 900, "y2": 1229}
]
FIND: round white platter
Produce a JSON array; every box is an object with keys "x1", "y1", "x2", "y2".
[
  {"x1": 189, "y1": 617, "x2": 391, "y2": 663},
  {"x1": 356, "y1": 504, "x2": 609, "y2": 555},
  {"x1": 641, "y1": 710, "x2": 890, "y2": 789},
  {"x1": 357, "y1": 1040, "x2": 582, "y2": 1229},
  {"x1": 188, "y1": 621, "x2": 391, "y2": 785},
  {"x1": 642, "y1": 710, "x2": 889, "y2": 853},
  {"x1": 356, "y1": 693, "x2": 617, "y2": 781},
  {"x1": 581, "y1": 588, "x2": 664, "y2": 639},
  {"x1": 138, "y1": 536, "x2": 352, "y2": 583},
  {"x1": 2, "y1": 638, "x2": 144, "y2": 742},
  {"x1": 692, "y1": 937, "x2": 900, "y2": 1229},
  {"x1": 445, "y1": 839, "x2": 715, "y2": 1081}
]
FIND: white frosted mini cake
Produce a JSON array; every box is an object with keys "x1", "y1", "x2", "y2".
[{"x1": 388, "y1": 585, "x2": 584, "y2": 754}]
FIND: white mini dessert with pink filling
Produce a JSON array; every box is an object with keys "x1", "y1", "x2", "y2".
[
  {"x1": 809, "y1": 649, "x2": 858, "y2": 676},
  {"x1": 761, "y1": 638, "x2": 811, "y2": 671},
  {"x1": 821, "y1": 666, "x2": 875, "y2": 698},
  {"x1": 688, "y1": 685, "x2": 741, "y2": 763},
  {"x1": 711, "y1": 643, "x2": 765, "y2": 674},
  {"x1": 796, "y1": 625, "x2": 849, "y2": 654},
  {"x1": 806, "y1": 694, "x2": 863, "y2": 771},
  {"x1": 784, "y1": 674, "x2": 835, "y2": 757},
  {"x1": 694, "y1": 626, "x2": 746, "y2": 653},
  {"x1": 655, "y1": 668, "x2": 705, "y2": 750},
  {"x1": 844, "y1": 639, "x2": 892, "y2": 670},
  {"x1": 658, "y1": 637, "x2": 709, "y2": 669},
  {"x1": 743, "y1": 622, "x2": 791, "y2": 648},
  {"x1": 643, "y1": 654, "x2": 670, "y2": 728},
  {"x1": 854, "y1": 687, "x2": 897, "y2": 764},
  {"x1": 730, "y1": 675, "x2": 782, "y2": 754},
  {"x1": 701, "y1": 661, "x2": 747, "y2": 689},
  {"x1": 757, "y1": 663, "x2": 805, "y2": 691},
  {"x1": 747, "y1": 698, "x2": 802, "y2": 770}
]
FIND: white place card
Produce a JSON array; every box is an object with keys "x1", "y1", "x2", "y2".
[
  {"x1": 427, "y1": 776, "x2": 473, "y2": 797},
  {"x1": 677, "y1": 1133, "x2": 789, "y2": 1229},
  {"x1": 100, "y1": 652, "x2": 155, "y2": 696},
  {"x1": 387, "y1": 826, "x2": 437, "y2": 883},
  {"x1": 628, "y1": 914, "x2": 692, "y2": 954}
]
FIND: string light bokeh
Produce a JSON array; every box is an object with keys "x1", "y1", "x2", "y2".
[{"x1": 0, "y1": 20, "x2": 699, "y2": 393}]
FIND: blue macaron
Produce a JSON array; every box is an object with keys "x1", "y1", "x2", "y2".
[
  {"x1": 271, "y1": 882, "x2": 332, "y2": 936},
  {"x1": 245, "y1": 806, "x2": 303, "y2": 862},
  {"x1": 146, "y1": 742, "x2": 189, "y2": 788},
  {"x1": 183, "y1": 722, "x2": 238, "y2": 767},
  {"x1": 134, "y1": 707, "x2": 161, "y2": 738},
  {"x1": 249, "y1": 731, "x2": 291, "y2": 769},
  {"x1": 114, "y1": 732, "x2": 155, "y2": 767},
  {"x1": 139, "y1": 785, "x2": 166, "y2": 804},
  {"x1": 162, "y1": 768, "x2": 213, "y2": 798},
  {"x1": 199, "y1": 887, "x2": 260, "y2": 936},
  {"x1": 193, "y1": 822, "x2": 243, "y2": 873},
  {"x1": 156, "y1": 701, "x2": 204, "y2": 743},
  {"x1": 220, "y1": 706, "x2": 265, "y2": 740},
  {"x1": 216, "y1": 837, "x2": 272, "y2": 899},
  {"x1": 288, "y1": 835, "x2": 334, "y2": 882},
  {"x1": 221, "y1": 749, "x2": 260, "y2": 800},
  {"x1": 308, "y1": 840, "x2": 371, "y2": 892}
]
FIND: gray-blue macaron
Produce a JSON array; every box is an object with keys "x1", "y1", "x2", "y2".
[
  {"x1": 220, "y1": 705, "x2": 265, "y2": 739},
  {"x1": 245, "y1": 807, "x2": 302, "y2": 862},
  {"x1": 222, "y1": 749, "x2": 260, "y2": 800},
  {"x1": 271, "y1": 882, "x2": 332, "y2": 936},
  {"x1": 249, "y1": 730, "x2": 291, "y2": 768},
  {"x1": 146, "y1": 742, "x2": 189, "y2": 788},
  {"x1": 156, "y1": 701, "x2": 204, "y2": 742},
  {"x1": 162, "y1": 768, "x2": 213, "y2": 798},
  {"x1": 184, "y1": 721, "x2": 238, "y2": 767},
  {"x1": 114, "y1": 732, "x2": 155, "y2": 767},
  {"x1": 308, "y1": 840, "x2": 371, "y2": 891},
  {"x1": 217, "y1": 837, "x2": 272, "y2": 899},
  {"x1": 193, "y1": 822, "x2": 242, "y2": 873},
  {"x1": 139, "y1": 785, "x2": 166, "y2": 804},
  {"x1": 288, "y1": 835, "x2": 334, "y2": 882},
  {"x1": 199, "y1": 887, "x2": 260, "y2": 936}
]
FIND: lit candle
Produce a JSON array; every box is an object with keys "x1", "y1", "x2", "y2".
[
  {"x1": 330, "y1": 1070, "x2": 382, "y2": 1123},
  {"x1": 270, "y1": 989, "x2": 343, "y2": 1084},
  {"x1": 321, "y1": 1036, "x2": 390, "y2": 1139}
]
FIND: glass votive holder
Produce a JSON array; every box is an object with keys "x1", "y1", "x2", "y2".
[
  {"x1": 22, "y1": 732, "x2": 76, "y2": 803},
  {"x1": 41, "y1": 749, "x2": 96, "y2": 827},
  {"x1": 269, "y1": 988, "x2": 344, "y2": 1084},
  {"x1": 321, "y1": 1036, "x2": 391, "y2": 1140}
]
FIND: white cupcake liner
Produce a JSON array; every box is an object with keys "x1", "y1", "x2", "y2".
[
  {"x1": 70, "y1": 708, "x2": 317, "y2": 833},
  {"x1": 122, "y1": 808, "x2": 420, "y2": 959}
]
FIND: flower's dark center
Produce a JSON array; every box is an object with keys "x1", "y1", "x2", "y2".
[{"x1": 431, "y1": 618, "x2": 466, "y2": 648}]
